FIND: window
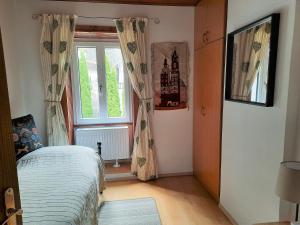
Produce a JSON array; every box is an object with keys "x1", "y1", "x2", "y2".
[{"x1": 72, "y1": 42, "x2": 132, "y2": 124}]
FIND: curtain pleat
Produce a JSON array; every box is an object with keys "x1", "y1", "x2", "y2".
[
  {"x1": 115, "y1": 17, "x2": 158, "y2": 181},
  {"x1": 61, "y1": 72, "x2": 74, "y2": 144},
  {"x1": 244, "y1": 23, "x2": 271, "y2": 98},
  {"x1": 231, "y1": 22, "x2": 271, "y2": 101},
  {"x1": 40, "y1": 14, "x2": 77, "y2": 146},
  {"x1": 231, "y1": 28, "x2": 256, "y2": 100}
]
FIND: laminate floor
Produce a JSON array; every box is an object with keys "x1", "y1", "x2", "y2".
[{"x1": 102, "y1": 176, "x2": 232, "y2": 225}]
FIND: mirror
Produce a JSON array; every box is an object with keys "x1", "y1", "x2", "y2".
[{"x1": 225, "y1": 14, "x2": 280, "y2": 106}]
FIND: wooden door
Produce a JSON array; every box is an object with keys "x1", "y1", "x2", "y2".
[
  {"x1": 193, "y1": 39, "x2": 224, "y2": 201},
  {"x1": 193, "y1": 50, "x2": 199, "y2": 177},
  {"x1": 205, "y1": 0, "x2": 227, "y2": 44},
  {"x1": 194, "y1": 0, "x2": 227, "y2": 49},
  {"x1": 0, "y1": 29, "x2": 22, "y2": 224},
  {"x1": 202, "y1": 39, "x2": 224, "y2": 200},
  {"x1": 194, "y1": 0, "x2": 207, "y2": 50},
  {"x1": 193, "y1": 49, "x2": 206, "y2": 178}
]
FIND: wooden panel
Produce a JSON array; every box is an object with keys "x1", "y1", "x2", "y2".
[
  {"x1": 0, "y1": 30, "x2": 22, "y2": 224},
  {"x1": 75, "y1": 25, "x2": 118, "y2": 40},
  {"x1": 194, "y1": 0, "x2": 227, "y2": 49},
  {"x1": 193, "y1": 51, "x2": 199, "y2": 176},
  {"x1": 194, "y1": 0, "x2": 226, "y2": 201},
  {"x1": 201, "y1": 39, "x2": 224, "y2": 200},
  {"x1": 205, "y1": 0, "x2": 227, "y2": 43},
  {"x1": 194, "y1": 0, "x2": 207, "y2": 50},
  {"x1": 193, "y1": 49, "x2": 206, "y2": 178},
  {"x1": 193, "y1": 39, "x2": 224, "y2": 201},
  {"x1": 197, "y1": 47, "x2": 209, "y2": 185},
  {"x1": 51, "y1": 0, "x2": 201, "y2": 6},
  {"x1": 76, "y1": 25, "x2": 117, "y2": 33}
]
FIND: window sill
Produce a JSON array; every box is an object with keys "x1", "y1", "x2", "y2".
[{"x1": 74, "y1": 122, "x2": 133, "y2": 128}]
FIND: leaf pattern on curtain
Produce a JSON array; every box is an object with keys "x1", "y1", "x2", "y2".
[
  {"x1": 127, "y1": 42, "x2": 137, "y2": 54},
  {"x1": 140, "y1": 63, "x2": 148, "y2": 74},
  {"x1": 43, "y1": 41, "x2": 53, "y2": 54},
  {"x1": 127, "y1": 62, "x2": 134, "y2": 73},
  {"x1": 115, "y1": 17, "x2": 158, "y2": 181},
  {"x1": 40, "y1": 14, "x2": 77, "y2": 146}
]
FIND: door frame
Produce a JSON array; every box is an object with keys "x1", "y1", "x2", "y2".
[{"x1": 0, "y1": 28, "x2": 22, "y2": 225}]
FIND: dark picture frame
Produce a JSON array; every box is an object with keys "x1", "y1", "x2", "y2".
[{"x1": 225, "y1": 13, "x2": 280, "y2": 107}]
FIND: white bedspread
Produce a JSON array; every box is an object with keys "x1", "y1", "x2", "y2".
[{"x1": 17, "y1": 145, "x2": 104, "y2": 225}]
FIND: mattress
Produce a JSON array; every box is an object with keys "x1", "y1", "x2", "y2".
[{"x1": 17, "y1": 145, "x2": 105, "y2": 225}]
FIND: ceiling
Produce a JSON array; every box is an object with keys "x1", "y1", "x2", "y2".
[{"x1": 52, "y1": 0, "x2": 201, "y2": 6}]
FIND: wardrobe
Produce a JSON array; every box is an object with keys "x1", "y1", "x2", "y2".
[{"x1": 193, "y1": 0, "x2": 227, "y2": 201}]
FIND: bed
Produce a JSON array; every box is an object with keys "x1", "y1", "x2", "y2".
[{"x1": 17, "y1": 145, "x2": 105, "y2": 225}]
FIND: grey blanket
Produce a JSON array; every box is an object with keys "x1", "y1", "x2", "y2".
[{"x1": 17, "y1": 145, "x2": 105, "y2": 225}]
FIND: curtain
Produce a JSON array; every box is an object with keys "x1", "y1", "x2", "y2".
[
  {"x1": 40, "y1": 14, "x2": 77, "y2": 146},
  {"x1": 115, "y1": 17, "x2": 158, "y2": 181},
  {"x1": 231, "y1": 22, "x2": 271, "y2": 101},
  {"x1": 231, "y1": 28, "x2": 256, "y2": 100},
  {"x1": 243, "y1": 23, "x2": 271, "y2": 99}
]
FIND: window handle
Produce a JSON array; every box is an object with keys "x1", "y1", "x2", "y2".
[{"x1": 99, "y1": 84, "x2": 103, "y2": 96}]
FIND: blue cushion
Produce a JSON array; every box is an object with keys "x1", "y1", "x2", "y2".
[{"x1": 12, "y1": 114, "x2": 43, "y2": 160}]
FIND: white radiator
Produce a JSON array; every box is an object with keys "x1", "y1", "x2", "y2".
[{"x1": 75, "y1": 126, "x2": 130, "y2": 161}]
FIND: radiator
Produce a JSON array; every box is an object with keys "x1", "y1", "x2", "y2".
[{"x1": 75, "y1": 126, "x2": 130, "y2": 161}]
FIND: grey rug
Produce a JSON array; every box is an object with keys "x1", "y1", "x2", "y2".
[{"x1": 98, "y1": 197, "x2": 162, "y2": 225}]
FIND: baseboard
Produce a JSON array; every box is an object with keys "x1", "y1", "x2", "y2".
[
  {"x1": 105, "y1": 171, "x2": 193, "y2": 182},
  {"x1": 105, "y1": 173, "x2": 137, "y2": 181},
  {"x1": 104, "y1": 159, "x2": 131, "y2": 164},
  {"x1": 158, "y1": 172, "x2": 193, "y2": 178},
  {"x1": 219, "y1": 203, "x2": 239, "y2": 225}
]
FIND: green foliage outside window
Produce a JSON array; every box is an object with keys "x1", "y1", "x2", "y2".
[
  {"x1": 78, "y1": 50, "x2": 122, "y2": 119},
  {"x1": 105, "y1": 55, "x2": 122, "y2": 117},
  {"x1": 79, "y1": 50, "x2": 93, "y2": 118}
]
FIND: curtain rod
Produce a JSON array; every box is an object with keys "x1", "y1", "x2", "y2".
[{"x1": 32, "y1": 14, "x2": 160, "y2": 24}]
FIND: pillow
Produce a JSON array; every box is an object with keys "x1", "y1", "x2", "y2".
[{"x1": 12, "y1": 114, "x2": 43, "y2": 160}]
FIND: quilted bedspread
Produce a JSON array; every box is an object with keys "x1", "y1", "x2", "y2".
[{"x1": 17, "y1": 145, "x2": 105, "y2": 225}]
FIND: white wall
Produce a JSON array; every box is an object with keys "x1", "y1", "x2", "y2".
[
  {"x1": 281, "y1": 1, "x2": 300, "y2": 220},
  {"x1": 220, "y1": 0, "x2": 296, "y2": 224},
  {"x1": 0, "y1": 0, "x2": 25, "y2": 117},
  {"x1": 287, "y1": 1, "x2": 300, "y2": 161},
  {"x1": 14, "y1": 0, "x2": 194, "y2": 174}
]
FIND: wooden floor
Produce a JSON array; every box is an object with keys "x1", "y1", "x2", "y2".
[
  {"x1": 102, "y1": 176, "x2": 232, "y2": 225},
  {"x1": 105, "y1": 161, "x2": 131, "y2": 174}
]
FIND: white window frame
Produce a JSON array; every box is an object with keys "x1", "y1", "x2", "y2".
[{"x1": 71, "y1": 41, "x2": 132, "y2": 125}]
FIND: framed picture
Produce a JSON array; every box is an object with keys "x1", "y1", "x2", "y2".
[
  {"x1": 225, "y1": 13, "x2": 280, "y2": 106},
  {"x1": 152, "y1": 42, "x2": 189, "y2": 110}
]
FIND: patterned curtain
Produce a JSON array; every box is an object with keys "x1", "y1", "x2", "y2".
[
  {"x1": 40, "y1": 14, "x2": 77, "y2": 146},
  {"x1": 243, "y1": 23, "x2": 271, "y2": 98},
  {"x1": 231, "y1": 22, "x2": 271, "y2": 101},
  {"x1": 115, "y1": 17, "x2": 158, "y2": 181},
  {"x1": 231, "y1": 28, "x2": 256, "y2": 100}
]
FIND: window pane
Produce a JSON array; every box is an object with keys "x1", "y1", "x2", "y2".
[
  {"x1": 104, "y1": 48, "x2": 126, "y2": 118},
  {"x1": 77, "y1": 47, "x2": 100, "y2": 119}
]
